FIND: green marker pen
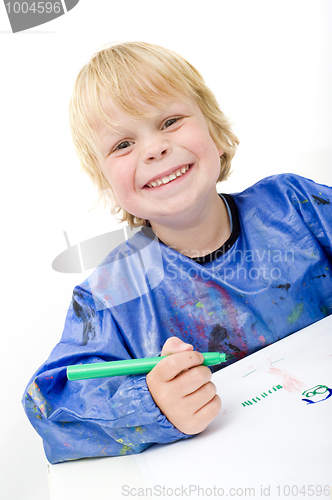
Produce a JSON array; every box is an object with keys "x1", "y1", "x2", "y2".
[{"x1": 67, "y1": 352, "x2": 228, "y2": 381}]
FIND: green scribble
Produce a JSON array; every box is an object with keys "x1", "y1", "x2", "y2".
[
  {"x1": 196, "y1": 302, "x2": 204, "y2": 308},
  {"x1": 287, "y1": 303, "x2": 304, "y2": 325},
  {"x1": 243, "y1": 370, "x2": 257, "y2": 378},
  {"x1": 303, "y1": 385, "x2": 329, "y2": 397},
  {"x1": 242, "y1": 384, "x2": 283, "y2": 407}
]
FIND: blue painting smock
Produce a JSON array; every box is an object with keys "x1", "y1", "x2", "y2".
[{"x1": 22, "y1": 174, "x2": 332, "y2": 464}]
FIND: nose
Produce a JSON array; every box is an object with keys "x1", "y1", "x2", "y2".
[{"x1": 143, "y1": 140, "x2": 171, "y2": 162}]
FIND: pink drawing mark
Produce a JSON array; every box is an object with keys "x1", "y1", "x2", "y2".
[
  {"x1": 267, "y1": 366, "x2": 305, "y2": 393},
  {"x1": 220, "y1": 402, "x2": 229, "y2": 418}
]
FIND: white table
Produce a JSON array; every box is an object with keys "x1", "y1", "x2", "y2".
[{"x1": 48, "y1": 316, "x2": 332, "y2": 500}]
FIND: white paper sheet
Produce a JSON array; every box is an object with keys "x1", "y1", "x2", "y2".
[
  {"x1": 133, "y1": 315, "x2": 332, "y2": 499},
  {"x1": 48, "y1": 316, "x2": 332, "y2": 500}
]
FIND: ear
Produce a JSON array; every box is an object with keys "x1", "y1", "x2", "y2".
[{"x1": 218, "y1": 147, "x2": 224, "y2": 157}]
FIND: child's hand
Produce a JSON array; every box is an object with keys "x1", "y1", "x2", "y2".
[{"x1": 146, "y1": 337, "x2": 221, "y2": 435}]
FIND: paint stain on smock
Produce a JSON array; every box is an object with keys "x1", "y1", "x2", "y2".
[{"x1": 287, "y1": 303, "x2": 304, "y2": 325}]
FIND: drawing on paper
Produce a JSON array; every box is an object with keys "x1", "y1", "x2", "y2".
[
  {"x1": 301, "y1": 385, "x2": 332, "y2": 405},
  {"x1": 242, "y1": 384, "x2": 283, "y2": 407}
]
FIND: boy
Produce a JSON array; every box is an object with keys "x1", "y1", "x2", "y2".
[{"x1": 23, "y1": 42, "x2": 332, "y2": 464}]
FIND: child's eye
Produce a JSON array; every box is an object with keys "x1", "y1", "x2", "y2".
[
  {"x1": 162, "y1": 117, "x2": 181, "y2": 129},
  {"x1": 113, "y1": 140, "x2": 133, "y2": 152}
]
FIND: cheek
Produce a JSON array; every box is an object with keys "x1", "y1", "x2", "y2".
[
  {"x1": 104, "y1": 162, "x2": 143, "y2": 214},
  {"x1": 184, "y1": 125, "x2": 219, "y2": 158},
  {"x1": 195, "y1": 136, "x2": 221, "y2": 164},
  {"x1": 105, "y1": 160, "x2": 134, "y2": 195}
]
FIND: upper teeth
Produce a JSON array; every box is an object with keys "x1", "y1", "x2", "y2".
[{"x1": 147, "y1": 165, "x2": 190, "y2": 188}]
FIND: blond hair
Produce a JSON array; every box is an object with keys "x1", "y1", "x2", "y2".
[{"x1": 69, "y1": 41, "x2": 239, "y2": 226}]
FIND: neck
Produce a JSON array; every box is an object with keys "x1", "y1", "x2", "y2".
[{"x1": 149, "y1": 191, "x2": 231, "y2": 258}]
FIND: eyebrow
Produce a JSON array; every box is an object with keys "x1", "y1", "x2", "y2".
[{"x1": 98, "y1": 125, "x2": 124, "y2": 152}]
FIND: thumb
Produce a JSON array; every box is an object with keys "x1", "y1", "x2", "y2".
[{"x1": 161, "y1": 336, "x2": 194, "y2": 357}]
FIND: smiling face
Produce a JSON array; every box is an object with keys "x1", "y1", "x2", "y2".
[{"x1": 96, "y1": 97, "x2": 223, "y2": 228}]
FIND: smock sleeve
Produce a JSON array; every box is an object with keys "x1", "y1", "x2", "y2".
[
  {"x1": 22, "y1": 286, "x2": 191, "y2": 464},
  {"x1": 284, "y1": 174, "x2": 332, "y2": 259}
]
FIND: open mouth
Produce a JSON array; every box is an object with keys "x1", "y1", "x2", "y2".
[{"x1": 145, "y1": 164, "x2": 192, "y2": 188}]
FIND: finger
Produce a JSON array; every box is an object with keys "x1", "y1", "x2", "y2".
[
  {"x1": 184, "y1": 380, "x2": 217, "y2": 414},
  {"x1": 152, "y1": 350, "x2": 204, "y2": 382},
  {"x1": 181, "y1": 394, "x2": 222, "y2": 435},
  {"x1": 161, "y1": 337, "x2": 194, "y2": 357},
  {"x1": 173, "y1": 365, "x2": 212, "y2": 395}
]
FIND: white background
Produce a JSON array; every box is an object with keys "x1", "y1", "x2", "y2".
[{"x1": 1, "y1": 1, "x2": 331, "y2": 499}]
